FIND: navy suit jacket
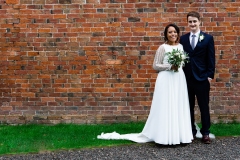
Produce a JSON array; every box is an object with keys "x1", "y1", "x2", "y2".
[{"x1": 180, "y1": 31, "x2": 215, "y2": 81}]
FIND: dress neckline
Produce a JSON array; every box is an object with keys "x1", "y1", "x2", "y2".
[{"x1": 165, "y1": 43, "x2": 179, "y2": 46}]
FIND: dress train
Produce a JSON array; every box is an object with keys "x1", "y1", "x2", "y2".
[{"x1": 97, "y1": 123, "x2": 215, "y2": 143}]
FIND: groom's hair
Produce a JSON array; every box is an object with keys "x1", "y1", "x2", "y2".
[
  {"x1": 164, "y1": 23, "x2": 180, "y2": 42},
  {"x1": 187, "y1": 11, "x2": 201, "y2": 20}
]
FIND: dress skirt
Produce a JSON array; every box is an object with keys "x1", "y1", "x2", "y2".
[{"x1": 141, "y1": 67, "x2": 193, "y2": 145}]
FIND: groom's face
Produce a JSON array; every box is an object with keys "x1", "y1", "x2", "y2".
[{"x1": 188, "y1": 16, "x2": 201, "y2": 33}]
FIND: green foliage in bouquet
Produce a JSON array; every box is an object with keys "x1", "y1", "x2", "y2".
[{"x1": 166, "y1": 48, "x2": 189, "y2": 72}]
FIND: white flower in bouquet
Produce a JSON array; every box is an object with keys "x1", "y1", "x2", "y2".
[
  {"x1": 166, "y1": 48, "x2": 189, "y2": 72},
  {"x1": 181, "y1": 54, "x2": 186, "y2": 59}
]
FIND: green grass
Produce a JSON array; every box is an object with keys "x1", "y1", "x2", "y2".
[
  {"x1": 0, "y1": 121, "x2": 239, "y2": 155},
  {"x1": 210, "y1": 122, "x2": 240, "y2": 136}
]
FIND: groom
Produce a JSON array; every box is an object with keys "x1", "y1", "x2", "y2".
[{"x1": 180, "y1": 11, "x2": 215, "y2": 144}]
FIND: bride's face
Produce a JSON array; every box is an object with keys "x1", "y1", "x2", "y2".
[{"x1": 167, "y1": 26, "x2": 178, "y2": 43}]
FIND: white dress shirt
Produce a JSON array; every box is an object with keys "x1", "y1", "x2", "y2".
[{"x1": 189, "y1": 30, "x2": 200, "y2": 49}]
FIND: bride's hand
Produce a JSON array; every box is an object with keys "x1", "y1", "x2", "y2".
[{"x1": 171, "y1": 65, "x2": 178, "y2": 71}]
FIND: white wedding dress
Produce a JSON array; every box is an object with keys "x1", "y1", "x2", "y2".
[{"x1": 97, "y1": 43, "x2": 214, "y2": 145}]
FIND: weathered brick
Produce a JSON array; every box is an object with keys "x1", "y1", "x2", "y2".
[{"x1": 6, "y1": 0, "x2": 19, "y2": 4}]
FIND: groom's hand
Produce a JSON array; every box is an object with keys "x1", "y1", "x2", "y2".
[{"x1": 208, "y1": 77, "x2": 212, "y2": 83}]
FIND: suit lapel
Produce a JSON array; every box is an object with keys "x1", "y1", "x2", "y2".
[
  {"x1": 194, "y1": 31, "x2": 203, "y2": 50},
  {"x1": 185, "y1": 33, "x2": 192, "y2": 50}
]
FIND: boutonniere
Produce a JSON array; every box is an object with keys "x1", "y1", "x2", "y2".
[{"x1": 199, "y1": 34, "x2": 204, "y2": 42}]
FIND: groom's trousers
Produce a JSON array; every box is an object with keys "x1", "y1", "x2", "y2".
[{"x1": 186, "y1": 76, "x2": 211, "y2": 136}]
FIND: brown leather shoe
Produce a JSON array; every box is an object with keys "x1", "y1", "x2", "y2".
[{"x1": 202, "y1": 135, "x2": 211, "y2": 144}]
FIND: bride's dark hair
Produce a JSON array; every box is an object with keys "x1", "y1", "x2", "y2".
[{"x1": 163, "y1": 23, "x2": 180, "y2": 42}]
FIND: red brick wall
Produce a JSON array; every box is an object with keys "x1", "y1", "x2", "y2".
[{"x1": 0, "y1": 0, "x2": 239, "y2": 124}]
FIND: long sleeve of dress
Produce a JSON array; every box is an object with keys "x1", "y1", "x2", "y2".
[{"x1": 153, "y1": 45, "x2": 171, "y2": 72}]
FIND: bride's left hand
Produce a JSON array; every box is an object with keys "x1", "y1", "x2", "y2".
[{"x1": 171, "y1": 65, "x2": 178, "y2": 71}]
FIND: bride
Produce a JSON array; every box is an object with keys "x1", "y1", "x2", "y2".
[{"x1": 98, "y1": 24, "x2": 213, "y2": 145}]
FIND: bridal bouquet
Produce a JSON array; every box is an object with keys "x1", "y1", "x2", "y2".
[{"x1": 166, "y1": 49, "x2": 189, "y2": 72}]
